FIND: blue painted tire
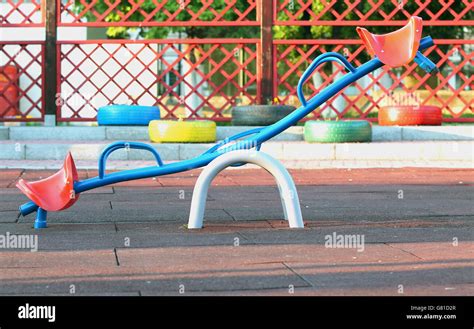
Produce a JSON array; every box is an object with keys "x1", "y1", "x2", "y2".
[
  {"x1": 304, "y1": 120, "x2": 372, "y2": 143},
  {"x1": 97, "y1": 105, "x2": 160, "y2": 126}
]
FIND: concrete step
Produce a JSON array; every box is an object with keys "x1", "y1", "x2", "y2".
[
  {"x1": 0, "y1": 125, "x2": 473, "y2": 142},
  {"x1": 1, "y1": 140, "x2": 472, "y2": 165}
]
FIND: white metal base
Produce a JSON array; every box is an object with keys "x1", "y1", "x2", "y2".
[{"x1": 188, "y1": 150, "x2": 304, "y2": 229}]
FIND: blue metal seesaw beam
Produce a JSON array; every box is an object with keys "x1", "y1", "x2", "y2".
[{"x1": 19, "y1": 37, "x2": 435, "y2": 218}]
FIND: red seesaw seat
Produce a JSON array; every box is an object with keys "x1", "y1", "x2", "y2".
[
  {"x1": 16, "y1": 152, "x2": 79, "y2": 211},
  {"x1": 356, "y1": 16, "x2": 422, "y2": 68}
]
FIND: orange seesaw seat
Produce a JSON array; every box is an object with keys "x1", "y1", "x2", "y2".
[
  {"x1": 356, "y1": 16, "x2": 422, "y2": 68},
  {"x1": 16, "y1": 152, "x2": 79, "y2": 211}
]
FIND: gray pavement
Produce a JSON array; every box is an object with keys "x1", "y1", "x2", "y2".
[{"x1": 0, "y1": 184, "x2": 473, "y2": 296}]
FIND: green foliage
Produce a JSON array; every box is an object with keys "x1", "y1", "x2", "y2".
[{"x1": 74, "y1": 0, "x2": 258, "y2": 39}]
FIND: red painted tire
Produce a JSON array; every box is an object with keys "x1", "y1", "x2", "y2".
[{"x1": 378, "y1": 106, "x2": 442, "y2": 126}]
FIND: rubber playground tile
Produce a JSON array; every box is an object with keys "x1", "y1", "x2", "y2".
[
  {"x1": 0, "y1": 169, "x2": 23, "y2": 179},
  {"x1": 110, "y1": 231, "x2": 251, "y2": 249},
  {"x1": 239, "y1": 226, "x2": 474, "y2": 245},
  {"x1": 0, "y1": 187, "x2": 25, "y2": 195},
  {"x1": 115, "y1": 221, "x2": 273, "y2": 233},
  {"x1": 194, "y1": 220, "x2": 275, "y2": 232},
  {"x1": 80, "y1": 187, "x2": 114, "y2": 195},
  {"x1": 113, "y1": 186, "x2": 193, "y2": 195},
  {"x1": 156, "y1": 172, "x2": 232, "y2": 187},
  {"x1": 0, "y1": 180, "x2": 15, "y2": 188},
  {"x1": 21, "y1": 170, "x2": 88, "y2": 181},
  {"x1": 387, "y1": 242, "x2": 474, "y2": 261},
  {"x1": 0, "y1": 211, "x2": 19, "y2": 223},
  {"x1": 208, "y1": 176, "x2": 237, "y2": 187},
  {"x1": 49, "y1": 200, "x2": 111, "y2": 212},
  {"x1": 0, "y1": 265, "x2": 135, "y2": 295},
  {"x1": 107, "y1": 192, "x2": 196, "y2": 203},
  {"x1": 0, "y1": 192, "x2": 30, "y2": 204},
  {"x1": 112, "y1": 186, "x2": 194, "y2": 195},
  {"x1": 0, "y1": 262, "x2": 309, "y2": 295},
  {"x1": 296, "y1": 184, "x2": 474, "y2": 201},
  {"x1": 0, "y1": 223, "x2": 38, "y2": 233},
  {"x1": 207, "y1": 189, "x2": 281, "y2": 202},
  {"x1": 220, "y1": 169, "x2": 266, "y2": 177},
  {"x1": 207, "y1": 283, "x2": 474, "y2": 297},
  {"x1": 2, "y1": 223, "x2": 247, "y2": 251},
  {"x1": 207, "y1": 185, "x2": 280, "y2": 194},
  {"x1": 0, "y1": 223, "x2": 116, "y2": 235},
  {"x1": 46, "y1": 207, "x2": 231, "y2": 224},
  {"x1": 288, "y1": 168, "x2": 474, "y2": 185},
  {"x1": 429, "y1": 202, "x2": 474, "y2": 216},
  {"x1": 111, "y1": 200, "x2": 199, "y2": 211},
  {"x1": 223, "y1": 176, "x2": 278, "y2": 187},
  {"x1": 0, "y1": 249, "x2": 116, "y2": 268},
  {"x1": 223, "y1": 207, "x2": 287, "y2": 221},
  {"x1": 207, "y1": 193, "x2": 281, "y2": 203},
  {"x1": 0, "y1": 292, "x2": 141, "y2": 297},
  {"x1": 155, "y1": 177, "x2": 198, "y2": 187},
  {"x1": 0, "y1": 201, "x2": 29, "y2": 212},
  {"x1": 116, "y1": 244, "x2": 416, "y2": 268},
  {"x1": 111, "y1": 177, "x2": 161, "y2": 187},
  {"x1": 330, "y1": 218, "x2": 474, "y2": 228},
  {"x1": 2, "y1": 168, "x2": 474, "y2": 187},
  {"x1": 0, "y1": 169, "x2": 23, "y2": 188},
  {"x1": 287, "y1": 261, "x2": 474, "y2": 291},
  {"x1": 299, "y1": 191, "x2": 396, "y2": 202},
  {"x1": 300, "y1": 203, "x2": 451, "y2": 222},
  {"x1": 29, "y1": 233, "x2": 118, "y2": 251},
  {"x1": 138, "y1": 283, "x2": 473, "y2": 296}
]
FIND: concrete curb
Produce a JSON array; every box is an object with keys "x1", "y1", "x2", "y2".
[
  {"x1": 1, "y1": 125, "x2": 473, "y2": 141},
  {"x1": 0, "y1": 127, "x2": 8, "y2": 140},
  {"x1": 1, "y1": 141, "x2": 472, "y2": 163}
]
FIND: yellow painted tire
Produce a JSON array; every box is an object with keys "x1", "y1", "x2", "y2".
[{"x1": 148, "y1": 120, "x2": 216, "y2": 143}]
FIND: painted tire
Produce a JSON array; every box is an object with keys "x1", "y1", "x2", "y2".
[
  {"x1": 304, "y1": 120, "x2": 372, "y2": 143},
  {"x1": 378, "y1": 106, "x2": 442, "y2": 126},
  {"x1": 149, "y1": 120, "x2": 216, "y2": 143},
  {"x1": 231, "y1": 105, "x2": 296, "y2": 126},
  {"x1": 97, "y1": 105, "x2": 160, "y2": 126}
]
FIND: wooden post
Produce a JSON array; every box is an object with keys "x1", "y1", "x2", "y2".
[
  {"x1": 44, "y1": 0, "x2": 57, "y2": 124},
  {"x1": 258, "y1": 0, "x2": 273, "y2": 104}
]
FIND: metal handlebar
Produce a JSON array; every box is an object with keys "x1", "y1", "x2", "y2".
[
  {"x1": 98, "y1": 141, "x2": 163, "y2": 179},
  {"x1": 297, "y1": 52, "x2": 356, "y2": 106}
]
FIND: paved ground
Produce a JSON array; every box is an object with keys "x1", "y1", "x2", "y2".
[{"x1": 0, "y1": 168, "x2": 473, "y2": 296}]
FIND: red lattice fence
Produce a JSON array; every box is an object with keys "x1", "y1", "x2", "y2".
[
  {"x1": 0, "y1": 0, "x2": 44, "y2": 26},
  {"x1": 273, "y1": 0, "x2": 473, "y2": 121},
  {"x1": 274, "y1": 39, "x2": 474, "y2": 121},
  {"x1": 57, "y1": 39, "x2": 259, "y2": 121},
  {"x1": 0, "y1": 42, "x2": 45, "y2": 121}
]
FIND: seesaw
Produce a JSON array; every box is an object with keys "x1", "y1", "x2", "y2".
[{"x1": 16, "y1": 17, "x2": 439, "y2": 229}]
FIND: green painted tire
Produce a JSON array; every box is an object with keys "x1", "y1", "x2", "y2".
[{"x1": 304, "y1": 120, "x2": 372, "y2": 143}]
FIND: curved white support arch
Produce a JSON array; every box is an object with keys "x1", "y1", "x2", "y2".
[{"x1": 188, "y1": 150, "x2": 304, "y2": 229}]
